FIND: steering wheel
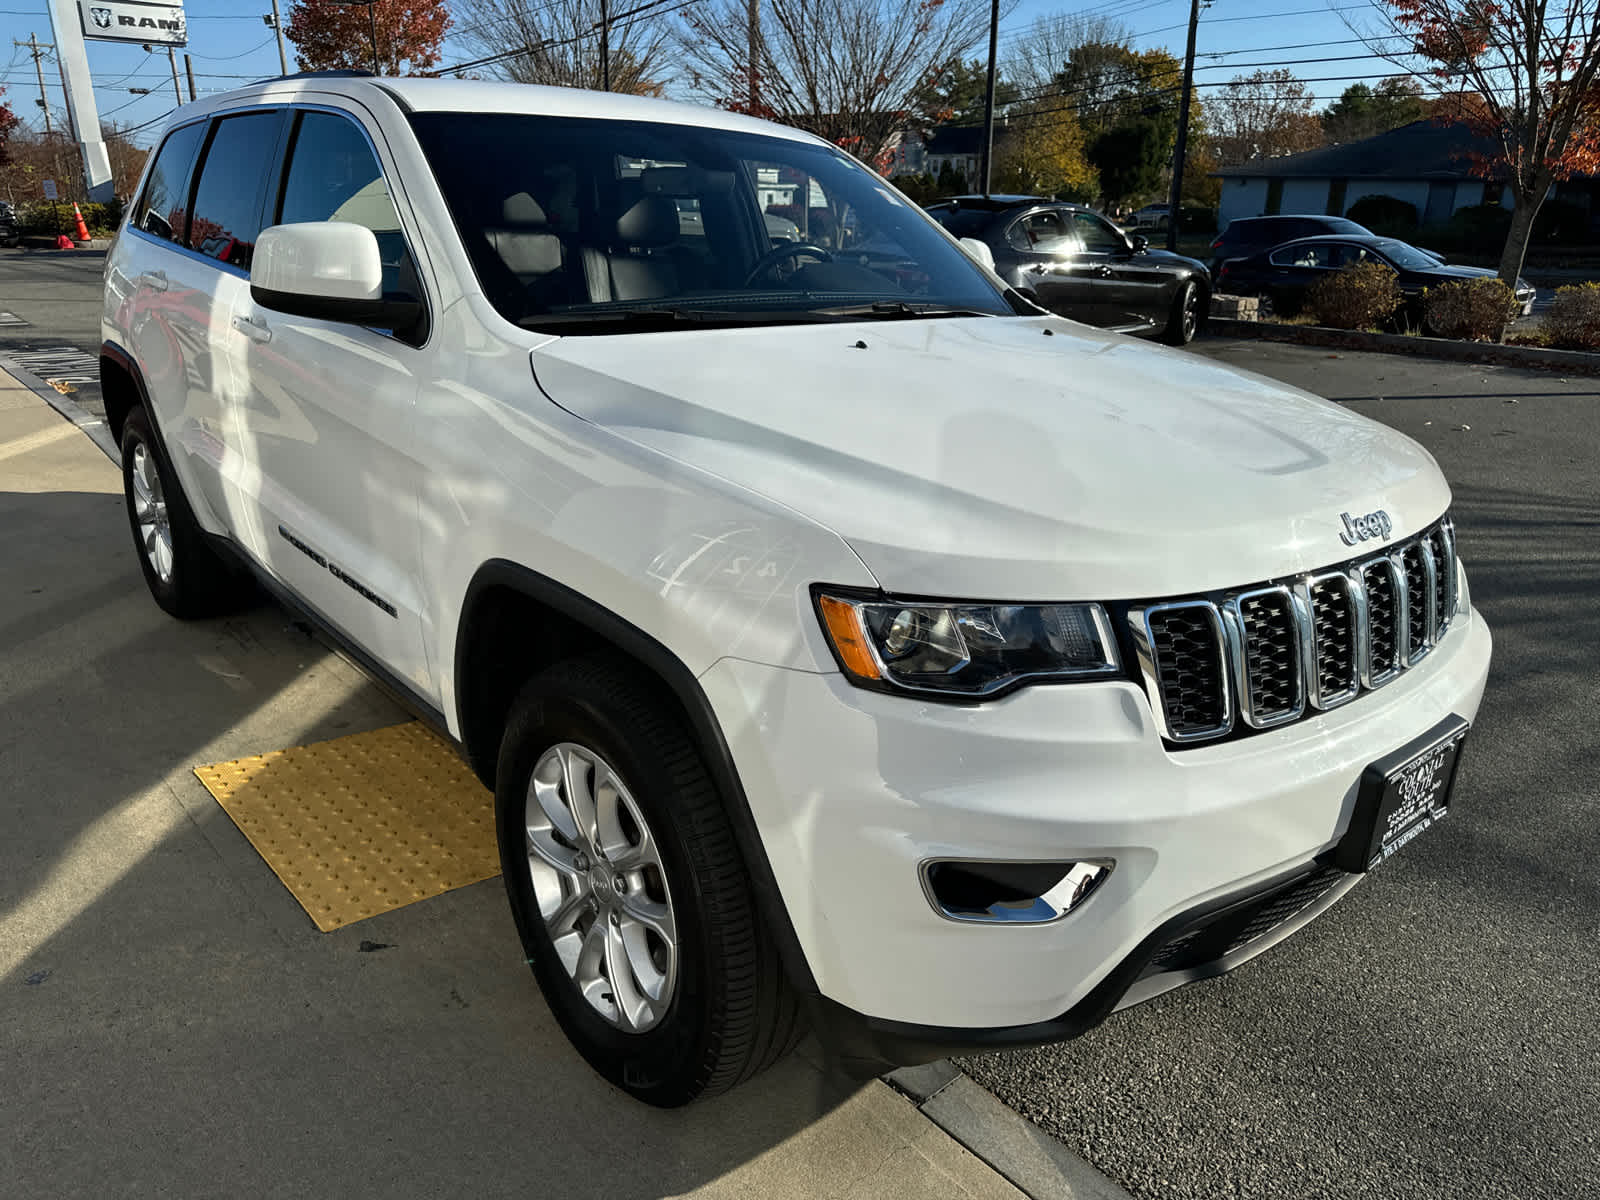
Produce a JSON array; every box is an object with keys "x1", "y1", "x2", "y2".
[{"x1": 743, "y1": 242, "x2": 834, "y2": 286}]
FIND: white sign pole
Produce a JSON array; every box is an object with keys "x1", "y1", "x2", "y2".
[{"x1": 46, "y1": 0, "x2": 114, "y2": 203}]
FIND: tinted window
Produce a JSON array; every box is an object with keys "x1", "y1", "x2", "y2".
[
  {"x1": 188, "y1": 111, "x2": 283, "y2": 269},
  {"x1": 1008, "y1": 210, "x2": 1074, "y2": 253},
  {"x1": 927, "y1": 205, "x2": 996, "y2": 238},
  {"x1": 133, "y1": 121, "x2": 205, "y2": 244},
  {"x1": 279, "y1": 110, "x2": 416, "y2": 296},
  {"x1": 1070, "y1": 211, "x2": 1126, "y2": 253},
  {"x1": 1269, "y1": 242, "x2": 1337, "y2": 267},
  {"x1": 409, "y1": 112, "x2": 1012, "y2": 330}
]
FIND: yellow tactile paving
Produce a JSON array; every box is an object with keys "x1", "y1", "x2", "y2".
[{"x1": 194, "y1": 722, "x2": 499, "y2": 932}]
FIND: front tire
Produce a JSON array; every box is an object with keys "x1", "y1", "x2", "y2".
[
  {"x1": 495, "y1": 653, "x2": 803, "y2": 1106},
  {"x1": 1163, "y1": 280, "x2": 1202, "y2": 345},
  {"x1": 120, "y1": 406, "x2": 253, "y2": 619}
]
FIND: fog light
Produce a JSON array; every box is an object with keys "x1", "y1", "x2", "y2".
[{"x1": 922, "y1": 859, "x2": 1111, "y2": 924}]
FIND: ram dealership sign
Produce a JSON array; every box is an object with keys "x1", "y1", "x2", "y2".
[{"x1": 78, "y1": 1, "x2": 187, "y2": 47}]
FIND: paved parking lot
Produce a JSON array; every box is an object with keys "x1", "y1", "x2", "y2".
[
  {"x1": 3, "y1": 245, "x2": 1597, "y2": 1198},
  {"x1": 966, "y1": 341, "x2": 1600, "y2": 1200}
]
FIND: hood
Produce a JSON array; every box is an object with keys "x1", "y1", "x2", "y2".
[
  {"x1": 1427, "y1": 263, "x2": 1531, "y2": 290},
  {"x1": 530, "y1": 316, "x2": 1450, "y2": 600}
]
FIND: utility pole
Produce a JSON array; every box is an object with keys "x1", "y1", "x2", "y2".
[
  {"x1": 368, "y1": 0, "x2": 379, "y2": 74},
  {"x1": 747, "y1": 0, "x2": 758, "y2": 112},
  {"x1": 977, "y1": 0, "x2": 999, "y2": 196},
  {"x1": 1166, "y1": 0, "x2": 1202, "y2": 252},
  {"x1": 185, "y1": 53, "x2": 197, "y2": 102},
  {"x1": 167, "y1": 46, "x2": 182, "y2": 104},
  {"x1": 268, "y1": 0, "x2": 289, "y2": 75},
  {"x1": 22, "y1": 35, "x2": 53, "y2": 140},
  {"x1": 599, "y1": 0, "x2": 610, "y2": 91}
]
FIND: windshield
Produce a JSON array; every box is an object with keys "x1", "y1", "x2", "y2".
[
  {"x1": 408, "y1": 112, "x2": 1015, "y2": 330},
  {"x1": 1375, "y1": 239, "x2": 1437, "y2": 270}
]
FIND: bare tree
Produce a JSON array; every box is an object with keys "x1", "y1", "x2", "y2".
[
  {"x1": 1209, "y1": 68, "x2": 1325, "y2": 165},
  {"x1": 1004, "y1": 12, "x2": 1131, "y2": 99},
  {"x1": 454, "y1": 0, "x2": 673, "y2": 95},
  {"x1": 680, "y1": 0, "x2": 994, "y2": 167}
]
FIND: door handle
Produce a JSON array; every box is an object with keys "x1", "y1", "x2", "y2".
[
  {"x1": 231, "y1": 314, "x2": 272, "y2": 344},
  {"x1": 137, "y1": 270, "x2": 168, "y2": 292}
]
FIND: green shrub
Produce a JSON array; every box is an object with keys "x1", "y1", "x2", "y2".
[
  {"x1": 1346, "y1": 193, "x2": 1420, "y2": 238},
  {"x1": 1545, "y1": 282, "x2": 1600, "y2": 351},
  {"x1": 1306, "y1": 260, "x2": 1403, "y2": 329},
  {"x1": 1422, "y1": 277, "x2": 1520, "y2": 341},
  {"x1": 17, "y1": 198, "x2": 122, "y2": 236}
]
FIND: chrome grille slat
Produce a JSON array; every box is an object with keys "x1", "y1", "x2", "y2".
[{"x1": 1130, "y1": 519, "x2": 1462, "y2": 747}]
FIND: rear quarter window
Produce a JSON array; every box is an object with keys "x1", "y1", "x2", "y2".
[{"x1": 131, "y1": 121, "x2": 206, "y2": 244}]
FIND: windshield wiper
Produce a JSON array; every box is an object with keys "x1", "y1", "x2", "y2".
[
  {"x1": 813, "y1": 301, "x2": 997, "y2": 320},
  {"x1": 520, "y1": 306, "x2": 853, "y2": 332}
]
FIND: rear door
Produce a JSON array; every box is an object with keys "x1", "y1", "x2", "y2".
[
  {"x1": 119, "y1": 119, "x2": 218, "y2": 525},
  {"x1": 226, "y1": 104, "x2": 434, "y2": 697}
]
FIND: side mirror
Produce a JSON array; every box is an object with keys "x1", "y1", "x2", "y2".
[
  {"x1": 959, "y1": 236, "x2": 996, "y2": 272},
  {"x1": 1129, "y1": 234, "x2": 1149, "y2": 253},
  {"x1": 251, "y1": 221, "x2": 422, "y2": 335}
]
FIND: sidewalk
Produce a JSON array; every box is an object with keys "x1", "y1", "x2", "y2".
[{"x1": 0, "y1": 369, "x2": 1046, "y2": 1198}]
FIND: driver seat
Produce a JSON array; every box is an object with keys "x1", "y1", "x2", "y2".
[{"x1": 581, "y1": 191, "x2": 682, "y2": 303}]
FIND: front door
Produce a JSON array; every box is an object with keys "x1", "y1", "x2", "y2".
[
  {"x1": 1005, "y1": 208, "x2": 1112, "y2": 325},
  {"x1": 227, "y1": 106, "x2": 435, "y2": 699}
]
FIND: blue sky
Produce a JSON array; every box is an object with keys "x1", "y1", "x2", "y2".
[{"x1": 0, "y1": 0, "x2": 1411, "y2": 152}]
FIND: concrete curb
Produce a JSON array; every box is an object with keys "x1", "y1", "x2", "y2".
[
  {"x1": 1206, "y1": 317, "x2": 1600, "y2": 376},
  {"x1": 0, "y1": 353, "x2": 117, "y2": 460},
  {"x1": 886, "y1": 1063, "x2": 1135, "y2": 1200}
]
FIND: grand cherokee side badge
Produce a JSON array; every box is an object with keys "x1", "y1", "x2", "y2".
[{"x1": 1339, "y1": 509, "x2": 1393, "y2": 545}]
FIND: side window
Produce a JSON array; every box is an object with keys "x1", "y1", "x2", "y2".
[
  {"x1": 1271, "y1": 243, "x2": 1335, "y2": 268},
  {"x1": 1070, "y1": 211, "x2": 1126, "y2": 253},
  {"x1": 188, "y1": 111, "x2": 283, "y2": 269},
  {"x1": 278, "y1": 110, "x2": 417, "y2": 296},
  {"x1": 132, "y1": 121, "x2": 206, "y2": 244},
  {"x1": 1009, "y1": 211, "x2": 1073, "y2": 253}
]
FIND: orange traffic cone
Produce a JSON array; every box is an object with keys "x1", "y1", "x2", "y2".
[{"x1": 72, "y1": 202, "x2": 90, "y2": 243}]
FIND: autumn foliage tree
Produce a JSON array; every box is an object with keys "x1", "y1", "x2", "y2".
[
  {"x1": 1209, "y1": 68, "x2": 1325, "y2": 165},
  {"x1": 285, "y1": 0, "x2": 451, "y2": 76},
  {"x1": 1375, "y1": 0, "x2": 1600, "y2": 282},
  {"x1": 0, "y1": 89, "x2": 19, "y2": 171}
]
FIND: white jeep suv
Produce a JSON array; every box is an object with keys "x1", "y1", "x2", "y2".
[{"x1": 102, "y1": 75, "x2": 1492, "y2": 1107}]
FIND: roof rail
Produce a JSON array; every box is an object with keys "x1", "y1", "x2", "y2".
[{"x1": 251, "y1": 68, "x2": 375, "y2": 84}]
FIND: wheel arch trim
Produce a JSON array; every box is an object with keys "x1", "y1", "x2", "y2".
[{"x1": 455, "y1": 557, "x2": 821, "y2": 996}]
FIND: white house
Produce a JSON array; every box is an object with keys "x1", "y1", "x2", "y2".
[{"x1": 1214, "y1": 120, "x2": 1519, "y2": 228}]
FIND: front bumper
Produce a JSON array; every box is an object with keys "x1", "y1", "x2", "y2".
[{"x1": 700, "y1": 599, "x2": 1492, "y2": 1039}]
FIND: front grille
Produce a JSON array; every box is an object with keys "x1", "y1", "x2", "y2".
[
  {"x1": 1131, "y1": 517, "x2": 1459, "y2": 746},
  {"x1": 1232, "y1": 587, "x2": 1302, "y2": 726},
  {"x1": 1145, "y1": 603, "x2": 1229, "y2": 738},
  {"x1": 1401, "y1": 543, "x2": 1430, "y2": 661},
  {"x1": 1363, "y1": 560, "x2": 1400, "y2": 683},
  {"x1": 1142, "y1": 866, "x2": 1347, "y2": 975},
  {"x1": 1308, "y1": 574, "x2": 1358, "y2": 705}
]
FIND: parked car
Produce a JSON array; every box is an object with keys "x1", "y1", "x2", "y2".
[
  {"x1": 1216, "y1": 234, "x2": 1535, "y2": 322},
  {"x1": 1210, "y1": 215, "x2": 1375, "y2": 275},
  {"x1": 926, "y1": 195, "x2": 1211, "y2": 344},
  {"x1": 104, "y1": 76, "x2": 1490, "y2": 1108},
  {"x1": 1130, "y1": 202, "x2": 1171, "y2": 231},
  {"x1": 0, "y1": 203, "x2": 18, "y2": 248}
]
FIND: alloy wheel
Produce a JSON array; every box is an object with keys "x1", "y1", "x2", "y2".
[
  {"x1": 524, "y1": 742, "x2": 678, "y2": 1033},
  {"x1": 130, "y1": 441, "x2": 174, "y2": 583}
]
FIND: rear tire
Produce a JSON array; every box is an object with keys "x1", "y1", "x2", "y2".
[
  {"x1": 1163, "y1": 280, "x2": 1202, "y2": 346},
  {"x1": 120, "y1": 405, "x2": 253, "y2": 619},
  {"x1": 495, "y1": 652, "x2": 804, "y2": 1107}
]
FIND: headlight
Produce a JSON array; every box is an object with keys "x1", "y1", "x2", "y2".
[{"x1": 815, "y1": 591, "x2": 1121, "y2": 698}]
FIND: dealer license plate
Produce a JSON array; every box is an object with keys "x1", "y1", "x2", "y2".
[{"x1": 1331, "y1": 715, "x2": 1469, "y2": 873}]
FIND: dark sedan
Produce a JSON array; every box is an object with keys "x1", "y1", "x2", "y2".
[
  {"x1": 0, "y1": 204, "x2": 17, "y2": 249},
  {"x1": 926, "y1": 195, "x2": 1211, "y2": 345},
  {"x1": 1216, "y1": 234, "x2": 1535, "y2": 323}
]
